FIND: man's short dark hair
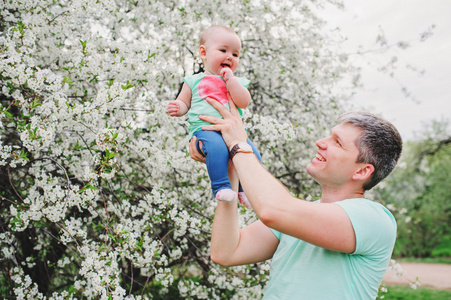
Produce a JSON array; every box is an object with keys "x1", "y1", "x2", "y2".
[{"x1": 337, "y1": 112, "x2": 403, "y2": 190}]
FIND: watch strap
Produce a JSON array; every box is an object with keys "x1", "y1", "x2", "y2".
[{"x1": 229, "y1": 142, "x2": 253, "y2": 160}]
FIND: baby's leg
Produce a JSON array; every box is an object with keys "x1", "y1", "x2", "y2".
[{"x1": 194, "y1": 130, "x2": 236, "y2": 202}]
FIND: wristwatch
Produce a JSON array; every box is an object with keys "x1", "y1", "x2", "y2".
[{"x1": 229, "y1": 142, "x2": 254, "y2": 160}]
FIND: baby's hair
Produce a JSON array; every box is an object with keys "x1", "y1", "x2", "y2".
[{"x1": 200, "y1": 25, "x2": 239, "y2": 46}]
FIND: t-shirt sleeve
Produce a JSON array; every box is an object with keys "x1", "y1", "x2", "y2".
[
  {"x1": 182, "y1": 75, "x2": 195, "y2": 89},
  {"x1": 237, "y1": 77, "x2": 250, "y2": 88},
  {"x1": 270, "y1": 228, "x2": 281, "y2": 239},
  {"x1": 335, "y1": 199, "x2": 397, "y2": 257}
]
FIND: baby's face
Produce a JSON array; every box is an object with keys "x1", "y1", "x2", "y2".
[{"x1": 200, "y1": 31, "x2": 241, "y2": 75}]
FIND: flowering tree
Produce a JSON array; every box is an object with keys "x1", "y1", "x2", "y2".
[{"x1": 1, "y1": 0, "x2": 355, "y2": 298}]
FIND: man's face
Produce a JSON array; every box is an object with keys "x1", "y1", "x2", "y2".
[{"x1": 306, "y1": 123, "x2": 364, "y2": 188}]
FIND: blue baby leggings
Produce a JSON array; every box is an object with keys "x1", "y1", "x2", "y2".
[{"x1": 194, "y1": 130, "x2": 262, "y2": 196}]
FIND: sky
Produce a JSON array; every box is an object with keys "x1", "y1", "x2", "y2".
[{"x1": 318, "y1": 0, "x2": 451, "y2": 141}]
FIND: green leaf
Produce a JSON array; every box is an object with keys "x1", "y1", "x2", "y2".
[
  {"x1": 121, "y1": 80, "x2": 134, "y2": 90},
  {"x1": 107, "y1": 78, "x2": 115, "y2": 88},
  {"x1": 80, "y1": 40, "x2": 87, "y2": 52}
]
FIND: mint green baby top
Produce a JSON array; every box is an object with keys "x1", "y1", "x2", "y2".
[
  {"x1": 264, "y1": 198, "x2": 397, "y2": 300},
  {"x1": 183, "y1": 73, "x2": 250, "y2": 139}
]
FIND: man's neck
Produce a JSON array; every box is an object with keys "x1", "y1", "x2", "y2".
[{"x1": 319, "y1": 185, "x2": 365, "y2": 203}]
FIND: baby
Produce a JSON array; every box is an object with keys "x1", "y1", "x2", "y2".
[{"x1": 168, "y1": 25, "x2": 261, "y2": 208}]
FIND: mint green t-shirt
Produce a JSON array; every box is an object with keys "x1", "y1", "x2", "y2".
[
  {"x1": 264, "y1": 198, "x2": 397, "y2": 300},
  {"x1": 183, "y1": 73, "x2": 250, "y2": 139}
]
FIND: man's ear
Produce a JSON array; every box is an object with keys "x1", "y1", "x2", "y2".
[
  {"x1": 199, "y1": 45, "x2": 207, "y2": 59},
  {"x1": 352, "y1": 164, "x2": 375, "y2": 181}
]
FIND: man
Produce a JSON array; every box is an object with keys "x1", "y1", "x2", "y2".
[{"x1": 189, "y1": 96, "x2": 402, "y2": 299}]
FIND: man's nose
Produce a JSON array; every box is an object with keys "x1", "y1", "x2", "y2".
[{"x1": 316, "y1": 138, "x2": 327, "y2": 149}]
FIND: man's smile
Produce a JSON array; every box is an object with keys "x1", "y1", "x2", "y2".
[{"x1": 315, "y1": 153, "x2": 326, "y2": 162}]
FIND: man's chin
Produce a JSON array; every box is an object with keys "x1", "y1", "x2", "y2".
[
  {"x1": 306, "y1": 164, "x2": 315, "y2": 177},
  {"x1": 306, "y1": 162, "x2": 314, "y2": 172},
  {"x1": 306, "y1": 164, "x2": 322, "y2": 180}
]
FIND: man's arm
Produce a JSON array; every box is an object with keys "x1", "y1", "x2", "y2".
[
  {"x1": 189, "y1": 138, "x2": 278, "y2": 266},
  {"x1": 199, "y1": 96, "x2": 356, "y2": 253},
  {"x1": 231, "y1": 152, "x2": 356, "y2": 253},
  {"x1": 211, "y1": 202, "x2": 279, "y2": 266}
]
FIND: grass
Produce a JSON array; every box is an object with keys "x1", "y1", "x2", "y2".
[
  {"x1": 381, "y1": 286, "x2": 451, "y2": 300},
  {"x1": 385, "y1": 238, "x2": 451, "y2": 299}
]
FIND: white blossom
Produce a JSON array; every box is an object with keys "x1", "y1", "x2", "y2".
[{"x1": 0, "y1": 0, "x2": 367, "y2": 298}]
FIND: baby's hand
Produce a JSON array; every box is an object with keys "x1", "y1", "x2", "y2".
[
  {"x1": 220, "y1": 67, "x2": 234, "y2": 82},
  {"x1": 168, "y1": 100, "x2": 181, "y2": 116}
]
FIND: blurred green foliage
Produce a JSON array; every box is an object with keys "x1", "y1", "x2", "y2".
[{"x1": 376, "y1": 119, "x2": 451, "y2": 258}]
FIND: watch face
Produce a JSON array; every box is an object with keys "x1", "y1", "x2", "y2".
[{"x1": 238, "y1": 142, "x2": 253, "y2": 152}]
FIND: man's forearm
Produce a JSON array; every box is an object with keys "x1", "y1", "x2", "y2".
[
  {"x1": 210, "y1": 200, "x2": 241, "y2": 266},
  {"x1": 210, "y1": 164, "x2": 243, "y2": 266},
  {"x1": 210, "y1": 156, "x2": 281, "y2": 267},
  {"x1": 231, "y1": 152, "x2": 293, "y2": 223}
]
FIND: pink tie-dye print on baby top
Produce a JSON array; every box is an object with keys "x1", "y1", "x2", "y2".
[{"x1": 198, "y1": 76, "x2": 228, "y2": 105}]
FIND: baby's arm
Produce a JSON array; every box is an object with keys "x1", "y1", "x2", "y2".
[
  {"x1": 221, "y1": 68, "x2": 251, "y2": 109},
  {"x1": 168, "y1": 82, "x2": 192, "y2": 117}
]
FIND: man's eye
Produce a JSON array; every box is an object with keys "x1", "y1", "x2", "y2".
[{"x1": 335, "y1": 139, "x2": 341, "y2": 146}]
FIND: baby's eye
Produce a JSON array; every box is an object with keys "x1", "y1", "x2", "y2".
[
  {"x1": 220, "y1": 49, "x2": 226, "y2": 53},
  {"x1": 233, "y1": 53, "x2": 238, "y2": 57}
]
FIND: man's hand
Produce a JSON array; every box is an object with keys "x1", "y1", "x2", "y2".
[
  {"x1": 189, "y1": 137, "x2": 206, "y2": 164},
  {"x1": 199, "y1": 94, "x2": 248, "y2": 150}
]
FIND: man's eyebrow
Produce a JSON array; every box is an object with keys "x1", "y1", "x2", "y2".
[
  {"x1": 331, "y1": 129, "x2": 345, "y2": 145},
  {"x1": 330, "y1": 128, "x2": 339, "y2": 138}
]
